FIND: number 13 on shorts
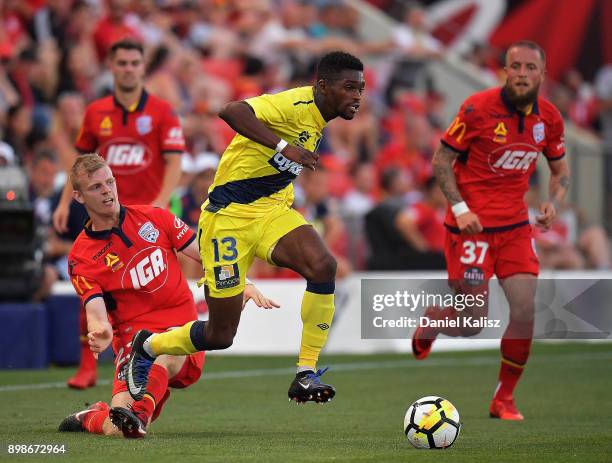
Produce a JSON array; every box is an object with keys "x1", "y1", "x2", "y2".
[{"x1": 212, "y1": 237, "x2": 238, "y2": 262}]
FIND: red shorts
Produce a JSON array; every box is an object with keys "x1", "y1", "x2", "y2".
[
  {"x1": 111, "y1": 323, "x2": 205, "y2": 420},
  {"x1": 444, "y1": 224, "x2": 539, "y2": 289}
]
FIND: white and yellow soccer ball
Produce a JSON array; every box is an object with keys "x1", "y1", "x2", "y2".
[{"x1": 404, "y1": 396, "x2": 461, "y2": 449}]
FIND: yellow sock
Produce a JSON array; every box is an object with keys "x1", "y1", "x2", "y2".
[
  {"x1": 150, "y1": 321, "x2": 198, "y2": 356},
  {"x1": 297, "y1": 291, "x2": 335, "y2": 369}
]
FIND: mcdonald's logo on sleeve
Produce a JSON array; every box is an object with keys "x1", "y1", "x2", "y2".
[
  {"x1": 447, "y1": 117, "x2": 467, "y2": 143},
  {"x1": 72, "y1": 275, "x2": 93, "y2": 295}
]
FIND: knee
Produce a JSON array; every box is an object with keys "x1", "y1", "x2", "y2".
[
  {"x1": 458, "y1": 324, "x2": 484, "y2": 337},
  {"x1": 510, "y1": 301, "x2": 535, "y2": 323},
  {"x1": 155, "y1": 355, "x2": 183, "y2": 378},
  {"x1": 206, "y1": 325, "x2": 235, "y2": 350},
  {"x1": 304, "y1": 253, "x2": 337, "y2": 282}
]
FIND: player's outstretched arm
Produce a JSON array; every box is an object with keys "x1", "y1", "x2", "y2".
[
  {"x1": 85, "y1": 297, "x2": 113, "y2": 359},
  {"x1": 432, "y1": 143, "x2": 482, "y2": 234},
  {"x1": 219, "y1": 101, "x2": 318, "y2": 170},
  {"x1": 153, "y1": 153, "x2": 182, "y2": 208},
  {"x1": 243, "y1": 283, "x2": 281, "y2": 310},
  {"x1": 52, "y1": 181, "x2": 73, "y2": 233},
  {"x1": 537, "y1": 158, "x2": 570, "y2": 230},
  {"x1": 180, "y1": 237, "x2": 201, "y2": 263}
]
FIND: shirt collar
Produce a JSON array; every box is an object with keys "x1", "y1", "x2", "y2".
[
  {"x1": 84, "y1": 206, "x2": 127, "y2": 240},
  {"x1": 113, "y1": 89, "x2": 148, "y2": 113},
  {"x1": 500, "y1": 87, "x2": 539, "y2": 116},
  {"x1": 309, "y1": 86, "x2": 327, "y2": 130}
]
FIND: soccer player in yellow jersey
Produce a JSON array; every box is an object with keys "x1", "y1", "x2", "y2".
[{"x1": 126, "y1": 51, "x2": 365, "y2": 404}]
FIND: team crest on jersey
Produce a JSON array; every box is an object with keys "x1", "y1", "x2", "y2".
[
  {"x1": 533, "y1": 122, "x2": 545, "y2": 144},
  {"x1": 493, "y1": 122, "x2": 508, "y2": 144},
  {"x1": 213, "y1": 263, "x2": 240, "y2": 290},
  {"x1": 136, "y1": 115, "x2": 153, "y2": 135},
  {"x1": 138, "y1": 221, "x2": 160, "y2": 243},
  {"x1": 296, "y1": 131, "x2": 311, "y2": 146},
  {"x1": 100, "y1": 116, "x2": 112, "y2": 136},
  {"x1": 105, "y1": 252, "x2": 124, "y2": 272}
]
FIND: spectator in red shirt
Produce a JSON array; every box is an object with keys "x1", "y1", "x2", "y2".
[{"x1": 395, "y1": 176, "x2": 446, "y2": 254}]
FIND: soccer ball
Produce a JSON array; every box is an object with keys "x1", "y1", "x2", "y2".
[{"x1": 403, "y1": 396, "x2": 461, "y2": 449}]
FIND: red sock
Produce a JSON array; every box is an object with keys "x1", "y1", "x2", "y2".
[
  {"x1": 130, "y1": 364, "x2": 169, "y2": 424},
  {"x1": 79, "y1": 340, "x2": 97, "y2": 371},
  {"x1": 83, "y1": 410, "x2": 108, "y2": 434},
  {"x1": 79, "y1": 306, "x2": 96, "y2": 371},
  {"x1": 494, "y1": 319, "x2": 533, "y2": 401}
]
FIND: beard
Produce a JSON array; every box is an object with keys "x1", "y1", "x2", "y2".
[{"x1": 504, "y1": 81, "x2": 540, "y2": 109}]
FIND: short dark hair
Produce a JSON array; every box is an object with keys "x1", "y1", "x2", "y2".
[
  {"x1": 316, "y1": 51, "x2": 363, "y2": 81},
  {"x1": 32, "y1": 148, "x2": 57, "y2": 167},
  {"x1": 505, "y1": 40, "x2": 546, "y2": 66},
  {"x1": 109, "y1": 38, "x2": 144, "y2": 57}
]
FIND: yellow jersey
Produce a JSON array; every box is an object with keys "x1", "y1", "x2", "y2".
[{"x1": 203, "y1": 86, "x2": 326, "y2": 217}]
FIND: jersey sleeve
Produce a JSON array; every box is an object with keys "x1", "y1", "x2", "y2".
[
  {"x1": 440, "y1": 97, "x2": 482, "y2": 154},
  {"x1": 245, "y1": 93, "x2": 289, "y2": 125},
  {"x1": 68, "y1": 256, "x2": 103, "y2": 306},
  {"x1": 153, "y1": 207, "x2": 196, "y2": 251},
  {"x1": 543, "y1": 110, "x2": 566, "y2": 160},
  {"x1": 74, "y1": 107, "x2": 97, "y2": 153},
  {"x1": 160, "y1": 106, "x2": 186, "y2": 154}
]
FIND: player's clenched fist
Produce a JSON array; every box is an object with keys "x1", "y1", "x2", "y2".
[
  {"x1": 456, "y1": 211, "x2": 483, "y2": 235},
  {"x1": 87, "y1": 322, "x2": 113, "y2": 359},
  {"x1": 535, "y1": 201, "x2": 556, "y2": 230},
  {"x1": 281, "y1": 145, "x2": 319, "y2": 170}
]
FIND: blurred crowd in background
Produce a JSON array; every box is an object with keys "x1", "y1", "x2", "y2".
[{"x1": 1, "y1": 0, "x2": 611, "y2": 290}]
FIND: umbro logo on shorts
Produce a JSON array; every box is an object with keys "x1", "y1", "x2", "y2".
[{"x1": 317, "y1": 323, "x2": 330, "y2": 330}]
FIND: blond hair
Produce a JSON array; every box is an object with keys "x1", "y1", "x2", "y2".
[{"x1": 70, "y1": 153, "x2": 107, "y2": 190}]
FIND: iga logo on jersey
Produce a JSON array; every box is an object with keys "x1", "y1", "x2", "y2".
[
  {"x1": 122, "y1": 247, "x2": 168, "y2": 292},
  {"x1": 488, "y1": 144, "x2": 539, "y2": 174},
  {"x1": 101, "y1": 138, "x2": 153, "y2": 174},
  {"x1": 269, "y1": 152, "x2": 303, "y2": 176}
]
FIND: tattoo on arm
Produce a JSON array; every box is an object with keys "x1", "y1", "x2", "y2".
[
  {"x1": 432, "y1": 144, "x2": 463, "y2": 205},
  {"x1": 548, "y1": 159, "x2": 570, "y2": 205},
  {"x1": 550, "y1": 174, "x2": 570, "y2": 205}
]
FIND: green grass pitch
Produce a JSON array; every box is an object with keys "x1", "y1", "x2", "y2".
[{"x1": 1, "y1": 342, "x2": 611, "y2": 462}]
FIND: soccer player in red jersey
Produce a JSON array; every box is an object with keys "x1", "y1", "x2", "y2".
[
  {"x1": 53, "y1": 39, "x2": 185, "y2": 389},
  {"x1": 58, "y1": 154, "x2": 277, "y2": 438},
  {"x1": 411, "y1": 41, "x2": 570, "y2": 420}
]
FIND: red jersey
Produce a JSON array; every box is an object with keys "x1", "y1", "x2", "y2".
[
  {"x1": 68, "y1": 205, "x2": 196, "y2": 329},
  {"x1": 407, "y1": 202, "x2": 445, "y2": 252},
  {"x1": 75, "y1": 91, "x2": 185, "y2": 205},
  {"x1": 441, "y1": 87, "x2": 565, "y2": 231}
]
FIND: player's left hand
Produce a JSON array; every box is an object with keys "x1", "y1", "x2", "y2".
[
  {"x1": 536, "y1": 201, "x2": 557, "y2": 230},
  {"x1": 243, "y1": 284, "x2": 281, "y2": 309},
  {"x1": 87, "y1": 323, "x2": 113, "y2": 359}
]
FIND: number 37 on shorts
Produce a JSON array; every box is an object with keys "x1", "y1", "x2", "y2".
[{"x1": 444, "y1": 226, "x2": 539, "y2": 284}]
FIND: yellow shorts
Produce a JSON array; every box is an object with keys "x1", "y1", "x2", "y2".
[{"x1": 198, "y1": 204, "x2": 308, "y2": 298}]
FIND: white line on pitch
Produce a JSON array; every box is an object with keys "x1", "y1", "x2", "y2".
[{"x1": 0, "y1": 351, "x2": 610, "y2": 393}]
